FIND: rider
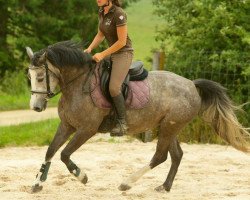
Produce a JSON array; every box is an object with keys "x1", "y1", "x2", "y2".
[{"x1": 84, "y1": 0, "x2": 133, "y2": 136}]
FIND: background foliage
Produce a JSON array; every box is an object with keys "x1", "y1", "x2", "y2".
[
  {"x1": 153, "y1": 0, "x2": 250, "y2": 126},
  {"x1": 0, "y1": 0, "x2": 138, "y2": 97},
  {"x1": 0, "y1": 0, "x2": 137, "y2": 77}
]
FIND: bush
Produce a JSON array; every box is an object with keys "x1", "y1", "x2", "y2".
[
  {"x1": 153, "y1": 0, "x2": 250, "y2": 127},
  {"x1": 0, "y1": 70, "x2": 29, "y2": 95}
]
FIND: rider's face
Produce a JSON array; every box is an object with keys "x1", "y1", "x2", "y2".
[{"x1": 96, "y1": 0, "x2": 109, "y2": 7}]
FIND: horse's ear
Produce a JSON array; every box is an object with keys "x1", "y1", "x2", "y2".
[{"x1": 26, "y1": 47, "x2": 34, "y2": 60}]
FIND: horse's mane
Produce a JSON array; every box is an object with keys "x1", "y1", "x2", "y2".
[{"x1": 32, "y1": 40, "x2": 92, "y2": 68}]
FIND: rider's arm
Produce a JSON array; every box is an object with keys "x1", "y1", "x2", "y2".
[{"x1": 86, "y1": 29, "x2": 105, "y2": 52}]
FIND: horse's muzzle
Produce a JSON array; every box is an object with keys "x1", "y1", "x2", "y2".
[
  {"x1": 33, "y1": 107, "x2": 43, "y2": 112},
  {"x1": 33, "y1": 101, "x2": 47, "y2": 112}
]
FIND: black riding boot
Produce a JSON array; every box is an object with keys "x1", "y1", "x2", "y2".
[{"x1": 110, "y1": 94, "x2": 128, "y2": 137}]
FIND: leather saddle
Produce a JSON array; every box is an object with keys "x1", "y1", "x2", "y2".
[{"x1": 99, "y1": 57, "x2": 148, "y2": 102}]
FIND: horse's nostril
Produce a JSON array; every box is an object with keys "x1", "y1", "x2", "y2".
[{"x1": 33, "y1": 107, "x2": 42, "y2": 112}]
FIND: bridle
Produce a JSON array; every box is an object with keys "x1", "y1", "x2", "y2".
[
  {"x1": 29, "y1": 62, "x2": 57, "y2": 99},
  {"x1": 29, "y1": 61, "x2": 94, "y2": 100}
]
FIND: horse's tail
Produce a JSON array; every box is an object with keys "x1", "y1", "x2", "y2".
[{"x1": 193, "y1": 79, "x2": 250, "y2": 153}]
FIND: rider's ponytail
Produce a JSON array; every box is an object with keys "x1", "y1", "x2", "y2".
[{"x1": 112, "y1": 0, "x2": 122, "y2": 7}]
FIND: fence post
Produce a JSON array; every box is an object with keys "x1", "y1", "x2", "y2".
[
  {"x1": 152, "y1": 51, "x2": 165, "y2": 70},
  {"x1": 152, "y1": 51, "x2": 160, "y2": 70}
]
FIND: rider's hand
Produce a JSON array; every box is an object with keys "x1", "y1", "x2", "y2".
[
  {"x1": 93, "y1": 52, "x2": 105, "y2": 62},
  {"x1": 84, "y1": 47, "x2": 92, "y2": 54}
]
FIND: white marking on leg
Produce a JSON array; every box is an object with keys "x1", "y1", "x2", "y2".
[
  {"x1": 33, "y1": 172, "x2": 43, "y2": 186},
  {"x1": 77, "y1": 169, "x2": 87, "y2": 182},
  {"x1": 122, "y1": 165, "x2": 151, "y2": 186},
  {"x1": 71, "y1": 168, "x2": 87, "y2": 183},
  {"x1": 33, "y1": 161, "x2": 47, "y2": 187},
  {"x1": 72, "y1": 169, "x2": 77, "y2": 175}
]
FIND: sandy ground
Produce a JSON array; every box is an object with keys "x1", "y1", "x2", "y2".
[
  {"x1": 0, "y1": 135, "x2": 249, "y2": 200},
  {"x1": 0, "y1": 108, "x2": 58, "y2": 126}
]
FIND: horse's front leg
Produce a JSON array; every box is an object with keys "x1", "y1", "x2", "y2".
[
  {"x1": 60, "y1": 128, "x2": 96, "y2": 184},
  {"x1": 32, "y1": 122, "x2": 75, "y2": 193}
]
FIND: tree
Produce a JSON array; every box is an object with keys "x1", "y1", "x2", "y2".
[
  {"x1": 0, "y1": 0, "x2": 17, "y2": 76},
  {"x1": 0, "y1": 0, "x2": 138, "y2": 77},
  {"x1": 0, "y1": 0, "x2": 98, "y2": 76},
  {"x1": 153, "y1": 0, "x2": 250, "y2": 124},
  {"x1": 153, "y1": 0, "x2": 249, "y2": 70}
]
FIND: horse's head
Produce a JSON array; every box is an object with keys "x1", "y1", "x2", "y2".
[{"x1": 26, "y1": 47, "x2": 60, "y2": 112}]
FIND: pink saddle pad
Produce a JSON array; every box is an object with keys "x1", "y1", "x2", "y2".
[{"x1": 90, "y1": 66, "x2": 150, "y2": 109}]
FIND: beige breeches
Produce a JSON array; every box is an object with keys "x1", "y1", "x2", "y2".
[{"x1": 109, "y1": 51, "x2": 133, "y2": 97}]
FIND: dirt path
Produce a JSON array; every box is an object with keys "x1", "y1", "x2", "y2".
[
  {"x1": 0, "y1": 139, "x2": 249, "y2": 200},
  {"x1": 0, "y1": 108, "x2": 58, "y2": 126}
]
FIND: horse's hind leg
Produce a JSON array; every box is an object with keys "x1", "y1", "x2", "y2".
[
  {"x1": 119, "y1": 122, "x2": 181, "y2": 191},
  {"x1": 119, "y1": 121, "x2": 183, "y2": 191},
  {"x1": 155, "y1": 138, "x2": 183, "y2": 192},
  {"x1": 151, "y1": 122, "x2": 184, "y2": 192},
  {"x1": 32, "y1": 122, "x2": 75, "y2": 193}
]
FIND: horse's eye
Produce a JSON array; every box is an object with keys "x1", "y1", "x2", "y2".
[
  {"x1": 36, "y1": 72, "x2": 45, "y2": 82},
  {"x1": 37, "y1": 77, "x2": 44, "y2": 82}
]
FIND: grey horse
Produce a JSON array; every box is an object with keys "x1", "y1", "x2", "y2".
[{"x1": 26, "y1": 41, "x2": 250, "y2": 193}]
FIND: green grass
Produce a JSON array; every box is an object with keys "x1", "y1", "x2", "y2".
[
  {"x1": 0, "y1": 118, "x2": 60, "y2": 147},
  {"x1": 0, "y1": 92, "x2": 30, "y2": 111},
  {"x1": 126, "y1": 0, "x2": 164, "y2": 68},
  {"x1": 0, "y1": 118, "x2": 138, "y2": 147},
  {"x1": 0, "y1": 116, "x2": 226, "y2": 147},
  {"x1": 0, "y1": 92, "x2": 61, "y2": 111}
]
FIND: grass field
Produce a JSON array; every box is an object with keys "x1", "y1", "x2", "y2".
[
  {"x1": 0, "y1": 118, "x2": 136, "y2": 147},
  {"x1": 126, "y1": 0, "x2": 163, "y2": 68},
  {"x1": 0, "y1": 116, "x2": 225, "y2": 148},
  {"x1": 0, "y1": 118, "x2": 60, "y2": 147},
  {"x1": 0, "y1": 92, "x2": 30, "y2": 111},
  {"x1": 0, "y1": 92, "x2": 60, "y2": 111}
]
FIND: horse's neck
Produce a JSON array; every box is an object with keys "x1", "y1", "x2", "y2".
[{"x1": 59, "y1": 66, "x2": 89, "y2": 96}]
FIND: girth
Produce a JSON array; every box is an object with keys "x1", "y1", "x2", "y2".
[{"x1": 99, "y1": 58, "x2": 148, "y2": 102}]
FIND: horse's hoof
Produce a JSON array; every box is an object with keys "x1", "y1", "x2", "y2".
[
  {"x1": 81, "y1": 174, "x2": 88, "y2": 184},
  {"x1": 31, "y1": 184, "x2": 43, "y2": 193},
  {"x1": 165, "y1": 185, "x2": 171, "y2": 192},
  {"x1": 155, "y1": 185, "x2": 169, "y2": 192},
  {"x1": 77, "y1": 172, "x2": 88, "y2": 184},
  {"x1": 118, "y1": 183, "x2": 131, "y2": 191}
]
